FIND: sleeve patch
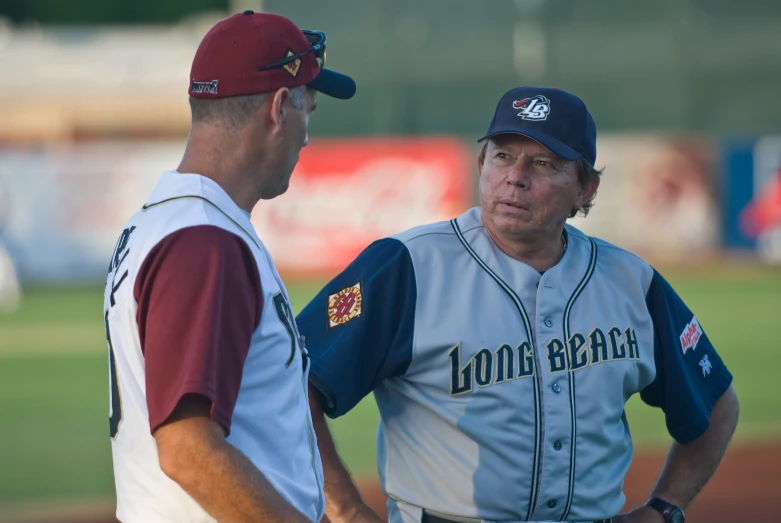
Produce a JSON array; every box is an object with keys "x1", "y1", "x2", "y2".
[
  {"x1": 679, "y1": 316, "x2": 703, "y2": 355},
  {"x1": 327, "y1": 281, "x2": 363, "y2": 328},
  {"x1": 698, "y1": 354, "x2": 713, "y2": 377},
  {"x1": 297, "y1": 237, "x2": 417, "y2": 417},
  {"x1": 641, "y1": 268, "x2": 733, "y2": 443}
]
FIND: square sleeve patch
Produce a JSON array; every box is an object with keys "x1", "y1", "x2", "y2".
[
  {"x1": 327, "y1": 282, "x2": 362, "y2": 328},
  {"x1": 679, "y1": 316, "x2": 703, "y2": 355}
]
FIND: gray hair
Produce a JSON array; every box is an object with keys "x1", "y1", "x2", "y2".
[
  {"x1": 477, "y1": 140, "x2": 603, "y2": 218},
  {"x1": 571, "y1": 157, "x2": 603, "y2": 218},
  {"x1": 189, "y1": 85, "x2": 307, "y2": 131}
]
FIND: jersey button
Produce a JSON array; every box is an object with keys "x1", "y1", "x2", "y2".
[
  {"x1": 547, "y1": 499, "x2": 557, "y2": 508},
  {"x1": 552, "y1": 383, "x2": 561, "y2": 393},
  {"x1": 544, "y1": 317, "x2": 553, "y2": 327},
  {"x1": 554, "y1": 440, "x2": 563, "y2": 451}
]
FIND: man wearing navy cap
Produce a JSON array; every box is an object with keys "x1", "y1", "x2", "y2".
[
  {"x1": 297, "y1": 87, "x2": 738, "y2": 523},
  {"x1": 104, "y1": 11, "x2": 355, "y2": 522}
]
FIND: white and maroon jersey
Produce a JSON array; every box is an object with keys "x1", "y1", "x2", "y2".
[{"x1": 104, "y1": 170, "x2": 324, "y2": 522}]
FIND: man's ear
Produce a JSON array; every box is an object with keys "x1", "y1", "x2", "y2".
[
  {"x1": 576, "y1": 170, "x2": 601, "y2": 208},
  {"x1": 268, "y1": 87, "x2": 292, "y2": 132},
  {"x1": 477, "y1": 143, "x2": 488, "y2": 179}
]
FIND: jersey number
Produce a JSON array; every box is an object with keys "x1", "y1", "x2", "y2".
[
  {"x1": 273, "y1": 293, "x2": 308, "y2": 370},
  {"x1": 106, "y1": 226, "x2": 135, "y2": 439},
  {"x1": 106, "y1": 310, "x2": 123, "y2": 439},
  {"x1": 273, "y1": 293, "x2": 299, "y2": 367}
]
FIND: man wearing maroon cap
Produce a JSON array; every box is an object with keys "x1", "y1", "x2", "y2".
[{"x1": 104, "y1": 11, "x2": 355, "y2": 522}]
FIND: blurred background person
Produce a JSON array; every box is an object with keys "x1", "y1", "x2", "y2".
[
  {"x1": 740, "y1": 169, "x2": 781, "y2": 264},
  {"x1": 0, "y1": 180, "x2": 21, "y2": 313}
]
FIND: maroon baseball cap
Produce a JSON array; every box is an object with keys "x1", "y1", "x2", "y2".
[{"x1": 189, "y1": 11, "x2": 356, "y2": 100}]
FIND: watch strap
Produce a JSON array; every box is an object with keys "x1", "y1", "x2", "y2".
[{"x1": 646, "y1": 496, "x2": 685, "y2": 523}]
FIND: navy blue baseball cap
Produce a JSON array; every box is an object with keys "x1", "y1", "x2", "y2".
[{"x1": 478, "y1": 86, "x2": 597, "y2": 166}]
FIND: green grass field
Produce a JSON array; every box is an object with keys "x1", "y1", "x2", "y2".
[{"x1": 0, "y1": 266, "x2": 779, "y2": 507}]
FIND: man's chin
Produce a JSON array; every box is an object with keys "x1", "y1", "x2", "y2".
[
  {"x1": 259, "y1": 180, "x2": 291, "y2": 200},
  {"x1": 494, "y1": 215, "x2": 533, "y2": 234}
]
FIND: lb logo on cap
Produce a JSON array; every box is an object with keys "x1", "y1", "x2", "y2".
[
  {"x1": 512, "y1": 95, "x2": 550, "y2": 121},
  {"x1": 327, "y1": 282, "x2": 363, "y2": 328}
]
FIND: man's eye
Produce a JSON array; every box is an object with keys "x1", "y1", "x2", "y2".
[{"x1": 537, "y1": 160, "x2": 550, "y2": 167}]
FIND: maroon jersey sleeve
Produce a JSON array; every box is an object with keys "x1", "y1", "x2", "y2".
[{"x1": 134, "y1": 225, "x2": 263, "y2": 434}]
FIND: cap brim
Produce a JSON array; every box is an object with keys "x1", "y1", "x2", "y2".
[
  {"x1": 477, "y1": 128, "x2": 582, "y2": 161},
  {"x1": 308, "y1": 68, "x2": 356, "y2": 100}
]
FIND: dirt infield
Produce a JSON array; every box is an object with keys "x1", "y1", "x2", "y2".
[
  {"x1": 5, "y1": 443, "x2": 779, "y2": 523},
  {"x1": 357, "y1": 442, "x2": 781, "y2": 522}
]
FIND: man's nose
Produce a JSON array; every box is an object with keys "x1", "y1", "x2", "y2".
[{"x1": 506, "y1": 160, "x2": 530, "y2": 187}]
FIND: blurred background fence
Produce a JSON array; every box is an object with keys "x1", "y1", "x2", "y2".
[
  {"x1": 0, "y1": 0, "x2": 780, "y2": 287},
  {"x1": 0, "y1": 0, "x2": 780, "y2": 521}
]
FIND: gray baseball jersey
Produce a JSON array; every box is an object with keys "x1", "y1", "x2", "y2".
[{"x1": 297, "y1": 206, "x2": 732, "y2": 523}]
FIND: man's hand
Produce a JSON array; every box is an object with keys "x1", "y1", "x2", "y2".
[
  {"x1": 613, "y1": 505, "x2": 665, "y2": 523},
  {"x1": 615, "y1": 385, "x2": 739, "y2": 523},
  {"x1": 308, "y1": 384, "x2": 384, "y2": 523}
]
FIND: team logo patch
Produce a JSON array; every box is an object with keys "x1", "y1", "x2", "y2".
[
  {"x1": 327, "y1": 282, "x2": 363, "y2": 328},
  {"x1": 512, "y1": 95, "x2": 551, "y2": 121},
  {"x1": 191, "y1": 79, "x2": 218, "y2": 95},
  {"x1": 282, "y1": 50, "x2": 302, "y2": 77},
  {"x1": 699, "y1": 354, "x2": 712, "y2": 377},
  {"x1": 680, "y1": 316, "x2": 703, "y2": 354}
]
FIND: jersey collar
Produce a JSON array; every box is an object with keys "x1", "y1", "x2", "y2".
[{"x1": 145, "y1": 170, "x2": 263, "y2": 247}]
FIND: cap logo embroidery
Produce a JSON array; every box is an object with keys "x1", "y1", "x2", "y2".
[
  {"x1": 512, "y1": 95, "x2": 550, "y2": 121},
  {"x1": 191, "y1": 79, "x2": 218, "y2": 95},
  {"x1": 282, "y1": 50, "x2": 302, "y2": 77}
]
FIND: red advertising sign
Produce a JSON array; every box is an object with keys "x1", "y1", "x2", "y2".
[{"x1": 250, "y1": 137, "x2": 472, "y2": 277}]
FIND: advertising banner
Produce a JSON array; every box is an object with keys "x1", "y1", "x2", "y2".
[
  {"x1": 730, "y1": 137, "x2": 781, "y2": 263},
  {"x1": 251, "y1": 137, "x2": 472, "y2": 276},
  {"x1": 0, "y1": 137, "x2": 473, "y2": 282},
  {"x1": 570, "y1": 135, "x2": 719, "y2": 260}
]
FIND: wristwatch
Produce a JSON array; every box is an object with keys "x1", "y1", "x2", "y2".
[{"x1": 646, "y1": 497, "x2": 685, "y2": 523}]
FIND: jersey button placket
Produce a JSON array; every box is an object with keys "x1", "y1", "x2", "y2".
[{"x1": 536, "y1": 299, "x2": 563, "y2": 522}]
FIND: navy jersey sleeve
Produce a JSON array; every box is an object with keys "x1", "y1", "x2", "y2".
[
  {"x1": 640, "y1": 269, "x2": 733, "y2": 443},
  {"x1": 296, "y1": 238, "x2": 416, "y2": 418}
]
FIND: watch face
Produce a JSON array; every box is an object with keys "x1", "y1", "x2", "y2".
[{"x1": 670, "y1": 510, "x2": 685, "y2": 523}]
